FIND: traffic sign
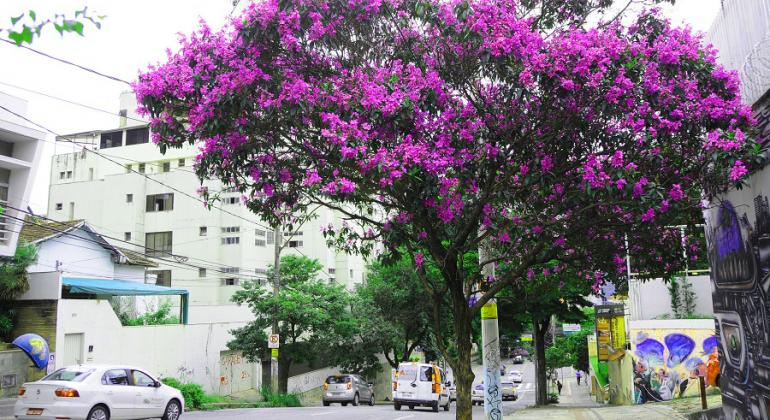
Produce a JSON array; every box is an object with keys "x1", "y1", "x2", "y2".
[{"x1": 268, "y1": 334, "x2": 280, "y2": 348}]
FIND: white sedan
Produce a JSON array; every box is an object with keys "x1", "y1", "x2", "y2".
[
  {"x1": 15, "y1": 365, "x2": 184, "y2": 420},
  {"x1": 508, "y1": 370, "x2": 523, "y2": 383}
]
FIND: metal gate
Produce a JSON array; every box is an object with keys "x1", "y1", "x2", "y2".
[
  {"x1": 63, "y1": 333, "x2": 84, "y2": 366},
  {"x1": 219, "y1": 351, "x2": 256, "y2": 395}
]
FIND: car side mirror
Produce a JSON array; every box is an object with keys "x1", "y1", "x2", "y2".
[
  {"x1": 367, "y1": 382, "x2": 373, "y2": 387},
  {"x1": 445, "y1": 381, "x2": 451, "y2": 387},
  {"x1": 153, "y1": 381, "x2": 161, "y2": 388}
]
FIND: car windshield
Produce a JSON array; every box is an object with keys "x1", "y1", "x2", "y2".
[
  {"x1": 42, "y1": 368, "x2": 94, "y2": 382},
  {"x1": 397, "y1": 365, "x2": 418, "y2": 381},
  {"x1": 326, "y1": 376, "x2": 351, "y2": 384}
]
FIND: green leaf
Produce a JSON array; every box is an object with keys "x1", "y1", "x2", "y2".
[
  {"x1": 8, "y1": 31, "x2": 24, "y2": 45},
  {"x1": 54, "y1": 22, "x2": 64, "y2": 35},
  {"x1": 28, "y1": 10, "x2": 36, "y2": 21},
  {"x1": 10, "y1": 13, "x2": 24, "y2": 26}
]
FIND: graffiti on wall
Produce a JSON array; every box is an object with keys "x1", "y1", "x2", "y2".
[
  {"x1": 630, "y1": 329, "x2": 718, "y2": 404},
  {"x1": 704, "y1": 194, "x2": 770, "y2": 419}
]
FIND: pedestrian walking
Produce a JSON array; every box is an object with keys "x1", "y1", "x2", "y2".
[
  {"x1": 557, "y1": 380, "x2": 563, "y2": 395},
  {"x1": 576, "y1": 369, "x2": 582, "y2": 386}
]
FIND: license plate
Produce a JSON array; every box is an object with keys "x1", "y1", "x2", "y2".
[
  {"x1": 401, "y1": 392, "x2": 413, "y2": 397},
  {"x1": 26, "y1": 408, "x2": 43, "y2": 415}
]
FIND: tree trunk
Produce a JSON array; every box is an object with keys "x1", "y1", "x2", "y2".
[
  {"x1": 452, "y1": 314, "x2": 475, "y2": 420},
  {"x1": 278, "y1": 357, "x2": 291, "y2": 394},
  {"x1": 534, "y1": 317, "x2": 550, "y2": 406}
]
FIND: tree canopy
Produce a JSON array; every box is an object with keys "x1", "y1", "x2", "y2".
[{"x1": 136, "y1": 0, "x2": 759, "y2": 416}]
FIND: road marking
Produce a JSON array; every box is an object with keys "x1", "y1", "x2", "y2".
[
  {"x1": 394, "y1": 416, "x2": 415, "y2": 420},
  {"x1": 311, "y1": 411, "x2": 341, "y2": 416}
]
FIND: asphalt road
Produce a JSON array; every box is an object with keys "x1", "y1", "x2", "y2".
[{"x1": 187, "y1": 362, "x2": 537, "y2": 420}]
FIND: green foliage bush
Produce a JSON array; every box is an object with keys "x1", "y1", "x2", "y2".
[
  {"x1": 547, "y1": 392, "x2": 560, "y2": 404},
  {"x1": 120, "y1": 302, "x2": 179, "y2": 326},
  {"x1": 161, "y1": 378, "x2": 205, "y2": 409},
  {"x1": 259, "y1": 386, "x2": 301, "y2": 407}
]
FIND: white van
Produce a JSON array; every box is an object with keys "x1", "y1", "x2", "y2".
[{"x1": 393, "y1": 362, "x2": 451, "y2": 412}]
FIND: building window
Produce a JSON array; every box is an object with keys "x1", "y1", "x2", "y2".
[
  {"x1": 145, "y1": 231, "x2": 172, "y2": 257},
  {"x1": 199, "y1": 268, "x2": 206, "y2": 278},
  {"x1": 329, "y1": 277, "x2": 336, "y2": 284},
  {"x1": 148, "y1": 270, "x2": 171, "y2": 287},
  {"x1": 66, "y1": 171, "x2": 72, "y2": 179},
  {"x1": 222, "y1": 278, "x2": 240, "y2": 286},
  {"x1": 146, "y1": 193, "x2": 174, "y2": 212},
  {"x1": 59, "y1": 172, "x2": 65, "y2": 180},
  {"x1": 199, "y1": 226, "x2": 207, "y2": 236},
  {"x1": 221, "y1": 226, "x2": 240, "y2": 233},
  {"x1": 328, "y1": 268, "x2": 336, "y2": 274},
  {"x1": 266, "y1": 231, "x2": 275, "y2": 245},
  {"x1": 255, "y1": 229, "x2": 266, "y2": 246},
  {"x1": 138, "y1": 163, "x2": 146, "y2": 173},
  {"x1": 124, "y1": 232, "x2": 131, "y2": 241},
  {"x1": 223, "y1": 196, "x2": 239, "y2": 205},
  {"x1": 255, "y1": 268, "x2": 267, "y2": 276},
  {"x1": 284, "y1": 231, "x2": 303, "y2": 237},
  {"x1": 55, "y1": 203, "x2": 63, "y2": 211},
  {"x1": 125, "y1": 127, "x2": 149, "y2": 146},
  {"x1": 88, "y1": 168, "x2": 94, "y2": 181},
  {"x1": 162, "y1": 162, "x2": 170, "y2": 173},
  {"x1": 178, "y1": 159, "x2": 185, "y2": 167},
  {"x1": 100, "y1": 131, "x2": 122, "y2": 149},
  {"x1": 126, "y1": 194, "x2": 133, "y2": 203},
  {"x1": 126, "y1": 164, "x2": 132, "y2": 173},
  {"x1": 350, "y1": 269, "x2": 354, "y2": 279},
  {"x1": 288, "y1": 240, "x2": 303, "y2": 248},
  {"x1": 222, "y1": 267, "x2": 239, "y2": 274},
  {"x1": 255, "y1": 238, "x2": 266, "y2": 247},
  {"x1": 222, "y1": 237, "x2": 240, "y2": 245}
]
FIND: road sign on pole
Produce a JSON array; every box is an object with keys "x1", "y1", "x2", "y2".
[{"x1": 268, "y1": 334, "x2": 280, "y2": 349}]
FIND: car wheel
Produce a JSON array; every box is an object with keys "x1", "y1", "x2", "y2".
[
  {"x1": 342, "y1": 402, "x2": 348, "y2": 406},
  {"x1": 87, "y1": 405, "x2": 109, "y2": 420},
  {"x1": 409, "y1": 405, "x2": 414, "y2": 410},
  {"x1": 369, "y1": 394, "x2": 375, "y2": 406},
  {"x1": 323, "y1": 401, "x2": 330, "y2": 406},
  {"x1": 432, "y1": 401, "x2": 439, "y2": 413},
  {"x1": 443, "y1": 401, "x2": 450, "y2": 411},
  {"x1": 162, "y1": 399, "x2": 182, "y2": 420},
  {"x1": 352, "y1": 393, "x2": 359, "y2": 406},
  {"x1": 394, "y1": 402, "x2": 401, "y2": 411}
]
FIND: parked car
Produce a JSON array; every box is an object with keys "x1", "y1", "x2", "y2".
[
  {"x1": 513, "y1": 355, "x2": 524, "y2": 364},
  {"x1": 15, "y1": 364, "x2": 184, "y2": 420},
  {"x1": 501, "y1": 381, "x2": 518, "y2": 401},
  {"x1": 508, "y1": 370, "x2": 523, "y2": 383},
  {"x1": 322, "y1": 374, "x2": 374, "y2": 407},
  {"x1": 471, "y1": 383, "x2": 484, "y2": 405},
  {"x1": 448, "y1": 381, "x2": 456, "y2": 402},
  {"x1": 393, "y1": 362, "x2": 451, "y2": 412}
]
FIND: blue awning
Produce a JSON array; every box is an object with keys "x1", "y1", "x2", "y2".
[
  {"x1": 62, "y1": 277, "x2": 189, "y2": 324},
  {"x1": 62, "y1": 277, "x2": 189, "y2": 296}
]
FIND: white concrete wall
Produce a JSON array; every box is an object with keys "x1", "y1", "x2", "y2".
[
  {"x1": 287, "y1": 366, "x2": 340, "y2": 395},
  {"x1": 628, "y1": 275, "x2": 714, "y2": 321},
  {"x1": 17, "y1": 271, "x2": 61, "y2": 300},
  {"x1": 55, "y1": 299, "x2": 257, "y2": 394}
]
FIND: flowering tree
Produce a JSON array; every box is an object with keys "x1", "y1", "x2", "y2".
[{"x1": 135, "y1": 0, "x2": 759, "y2": 417}]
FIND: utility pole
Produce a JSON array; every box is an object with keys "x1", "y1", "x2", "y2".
[
  {"x1": 271, "y1": 224, "x2": 281, "y2": 393},
  {"x1": 479, "y1": 242, "x2": 502, "y2": 419}
]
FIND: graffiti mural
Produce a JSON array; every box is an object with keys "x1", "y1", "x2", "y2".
[
  {"x1": 630, "y1": 327, "x2": 718, "y2": 404},
  {"x1": 704, "y1": 193, "x2": 770, "y2": 419}
]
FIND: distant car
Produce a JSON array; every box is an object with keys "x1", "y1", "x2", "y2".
[
  {"x1": 501, "y1": 381, "x2": 518, "y2": 401},
  {"x1": 508, "y1": 370, "x2": 523, "y2": 383},
  {"x1": 471, "y1": 383, "x2": 484, "y2": 405},
  {"x1": 323, "y1": 374, "x2": 374, "y2": 407},
  {"x1": 448, "y1": 382, "x2": 456, "y2": 402},
  {"x1": 513, "y1": 355, "x2": 524, "y2": 364},
  {"x1": 15, "y1": 364, "x2": 184, "y2": 420}
]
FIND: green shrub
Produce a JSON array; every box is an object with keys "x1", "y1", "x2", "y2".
[
  {"x1": 259, "y1": 386, "x2": 301, "y2": 407},
  {"x1": 161, "y1": 378, "x2": 205, "y2": 409},
  {"x1": 547, "y1": 392, "x2": 560, "y2": 404},
  {"x1": 121, "y1": 302, "x2": 179, "y2": 326}
]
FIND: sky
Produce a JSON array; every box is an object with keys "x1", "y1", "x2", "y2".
[{"x1": 0, "y1": 0, "x2": 723, "y2": 214}]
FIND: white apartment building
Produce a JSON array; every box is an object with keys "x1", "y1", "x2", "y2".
[
  {"x1": 46, "y1": 93, "x2": 366, "y2": 321},
  {"x1": 0, "y1": 92, "x2": 45, "y2": 256}
]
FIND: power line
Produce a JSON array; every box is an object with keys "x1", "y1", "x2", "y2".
[
  {"x1": 0, "y1": 103, "x2": 276, "y2": 233},
  {"x1": 3, "y1": 209, "x2": 266, "y2": 281},
  {"x1": 0, "y1": 38, "x2": 131, "y2": 85},
  {"x1": 0, "y1": 81, "x2": 148, "y2": 124}
]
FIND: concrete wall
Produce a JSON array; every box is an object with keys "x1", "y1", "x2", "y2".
[
  {"x1": 628, "y1": 275, "x2": 714, "y2": 321},
  {"x1": 18, "y1": 272, "x2": 61, "y2": 301},
  {"x1": 0, "y1": 349, "x2": 29, "y2": 398},
  {"x1": 54, "y1": 299, "x2": 257, "y2": 394}
]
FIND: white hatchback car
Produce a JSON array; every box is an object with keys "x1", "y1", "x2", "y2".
[
  {"x1": 14, "y1": 365, "x2": 184, "y2": 420},
  {"x1": 508, "y1": 370, "x2": 523, "y2": 383}
]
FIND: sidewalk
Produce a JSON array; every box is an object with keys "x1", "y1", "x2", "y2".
[
  {"x1": 0, "y1": 397, "x2": 15, "y2": 420},
  {"x1": 506, "y1": 373, "x2": 684, "y2": 420}
]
